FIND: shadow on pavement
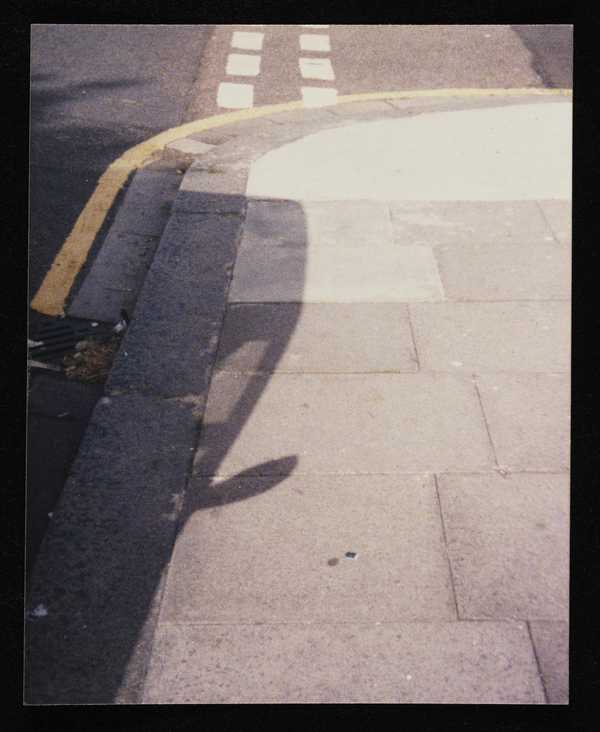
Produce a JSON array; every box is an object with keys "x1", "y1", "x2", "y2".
[
  {"x1": 25, "y1": 192, "x2": 307, "y2": 703},
  {"x1": 511, "y1": 25, "x2": 573, "y2": 89}
]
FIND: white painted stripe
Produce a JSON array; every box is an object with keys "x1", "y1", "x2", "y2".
[
  {"x1": 301, "y1": 25, "x2": 330, "y2": 28},
  {"x1": 299, "y1": 57, "x2": 335, "y2": 81},
  {"x1": 301, "y1": 87, "x2": 338, "y2": 107},
  {"x1": 226, "y1": 53, "x2": 261, "y2": 77},
  {"x1": 231, "y1": 31, "x2": 264, "y2": 51},
  {"x1": 299, "y1": 34, "x2": 330, "y2": 52},
  {"x1": 217, "y1": 82, "x2": 254, "y2": 109}
]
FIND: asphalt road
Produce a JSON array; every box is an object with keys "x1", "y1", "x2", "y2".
[
  {"x1": 29, "y1": 24, "x2": 573, "y2": 326},
  {"x1": 185, "y1": 24, "x2": 573, "y2": 116},
  {"x1": 29, "y1": 24, "x2": 214, "y2": 329}
]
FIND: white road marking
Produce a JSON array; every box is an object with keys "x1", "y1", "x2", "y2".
[
  {"x1": 217, "y1": 82, "x2": 254, "y2": 109},
  {"x1": 231, "y1": 31, "x2": 264, "y2": 51},
  {"x1": 226, "y1": 53, "x2": 261, "y2": 77},
  {"x1": 299, "y1": 57, "x2": 335, "y2": 81},
  {"x1": 302, "y1": 86, "x2": 338, "y2": 107},
  {"x1": 299, "y1": 33, "x2": 331, "y2": 52},
  {"x1": 301, "y1": 25, "x2": 330, "y2": 28}
]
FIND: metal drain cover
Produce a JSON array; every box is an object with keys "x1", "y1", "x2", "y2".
[{"x1": 28, "y1": 319, "x2": 111, "y2": 359}]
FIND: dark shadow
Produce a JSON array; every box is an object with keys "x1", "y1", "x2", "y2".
[
  {"x1": 26, "y1": 24, "x2": 216, "y2": 553},
  {"x1": 25, "y1": 189, "x2": 309, "y2": 704},
  {"x1": 511, "y1": 25, "x2": 573, "y2": 89},
  {"x1": 192, "y1": 457, "x2": 300, "y2": 510}
]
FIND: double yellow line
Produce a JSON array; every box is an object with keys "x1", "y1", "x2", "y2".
[{"x1": 30, "y1": 88, "x2": 572, "y2": 316}]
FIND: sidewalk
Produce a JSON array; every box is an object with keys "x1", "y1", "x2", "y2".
[{"x1": 25, "y1": 92, "x2": 571, "y2": 704}]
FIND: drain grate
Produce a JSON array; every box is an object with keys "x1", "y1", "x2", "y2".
[{"x1": 28, "y1": 320, "x2": 112, "y2": 359}]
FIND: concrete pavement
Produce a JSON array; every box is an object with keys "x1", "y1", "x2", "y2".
[{"x1": 25, "y1": 92, "x2": 571, "y2": 704}]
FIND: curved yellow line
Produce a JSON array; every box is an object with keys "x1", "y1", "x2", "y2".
[{"x1": 31, "y1": 87, "x2": 572, "y2": 315}]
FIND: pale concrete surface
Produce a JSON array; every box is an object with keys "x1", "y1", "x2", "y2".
[
  {"x1": 391, "y1": 200, "x2": 556, "y2": 247},
  {"x1": 194, "y1": 372, "x2": 495, "y2": 476},
  {"x1": 438, "y1": 473, "x2": 569, "y2": 620},
  {"x1": 304, "y1": 201, "x2": 394, "y2": 247},
  {"x1": 435, "y1": 242, "x2": 571, "y2": 301},
  {"x1": 242, "y1": 199, "x2": 394, "y2": 248},
  {"x1": 229, "y1": 242, "x2": 445, "y2": 302},
  {"x1": 410, "y1": 301, "x2": 570, "y2": 373},
  {"x1": 215, "y1": 303, "x2": 418, "y2": 373},
  {"x1": 529, "y1": 621, "x2": 569, "y2": 704},
  {"x1": 246, "y1": 103, "x2": 572, "y2": 201},
  {"x1": 476, "y1": 373, "x2": 570, "y2": 471},
  {"x1": 537, "y1": 200, "x2": 572, "y2": 246},
  {"x1": 143, "y1": 621, "x2": 545, "y2": 704},
  {"x1": 161, "y1": 474, "x2": 456, "y2": 622}
]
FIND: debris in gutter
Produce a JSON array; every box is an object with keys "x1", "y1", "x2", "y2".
[
  {"x1": 63, "y1": 335, "x2": 122, "y2": 383},
  {"x1": 112, "y1": 309, "x2": 130, "y2": 334},
  {"x1": 28, "y1": 359, "x2": 61, "y2": 372},
  {"x1": 28, "y1": 315, "x2": 126, "y2": 383}
]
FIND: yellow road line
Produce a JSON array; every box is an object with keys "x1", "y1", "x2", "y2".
[{"x1": 31, "y1": 87, "x2": 572, "y2": 316}]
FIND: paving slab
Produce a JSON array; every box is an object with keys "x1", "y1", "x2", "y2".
[
  {"x1": 438, "y1": 473, "x2": 569, "y2": 621},
  {"x1": 172, "y1": 162, "x2": 247, "y2": 214},
  {"x1": 166, "y1": 138, "x2": 215, "y2": 156},
  {"x1": 193, "y1": 372, "x2": 494, "y2": 476},
  {"x1": 69, "y1": 167, "x2": 182, "y2": 321},
  {"x1": 229, "y1": 243, "x2": 445, "y2": 302},
  {"x1": 304, "y1": 201, "x2": 394, "y2": 247},
  {"x1": 73, "y1": 231, "x2": 160, "y2": 288},
  {"x1": 410, "y1": 301, "x2": 571, "y2": 373},
  {"x1": 143, "y1": 620, "x2": 545, "y2": 704},
  {"x1": 70, "y1": 231, "x2": 160, "y2": 322},
  {"x1": 109, "y1": 169, "x2": 181, "y2": 238},
  {"x1": 268, "y1": 106, "x2": 339, "y2": 126},
  {"x1": 476, "y1": 373, "x2": 570, "y2": 471},
  {"x1": 239, "y1": 199, "x2": 307, "y2": 247},
  {"x1": 328, "y1": 99, "x2": 398, "y2": 118},
  {"x1": 537, "y1": 200, "x2": 572, "y2": 246},
  {"x1": 386, "y1": 94, "x2": 561, "y2": 116},
  {"x1": 25, "y1": 394, "x2": 199, "y2": 704},
  {"x1": 529, "y1": 621, "x2": 569, "y2": 704},
  {"x1": 390, "y1": 201, "x2": 555, "y2": 247},
  {"x1": 161, "y1": 474, "x2": 455, "y2": 623},
  {"x1": 435, "y1": 242, "x2": 571, "y2": 301},
  {"x1": 215, "y1": 303, "x2": 418, "y2": 373},
  {"x1": 197, "y1": 131, "x2": 291, "y2": 167},
  {"x1": 139, "y1": 212, "x2": 241, "y2": 301},
  {"x1": 241, "y1": 199, "x2": 393, "y2": 248},
  {"x1": 107, "y1": 307, "x2": 223, "y2": 398},
  {"x1": 106, "y1": 212, "x2": 243, "y2": 396}
]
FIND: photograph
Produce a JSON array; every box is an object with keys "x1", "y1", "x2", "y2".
[{"x1": 26, "y1": 23, "x2": 573, "y2": 707}]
